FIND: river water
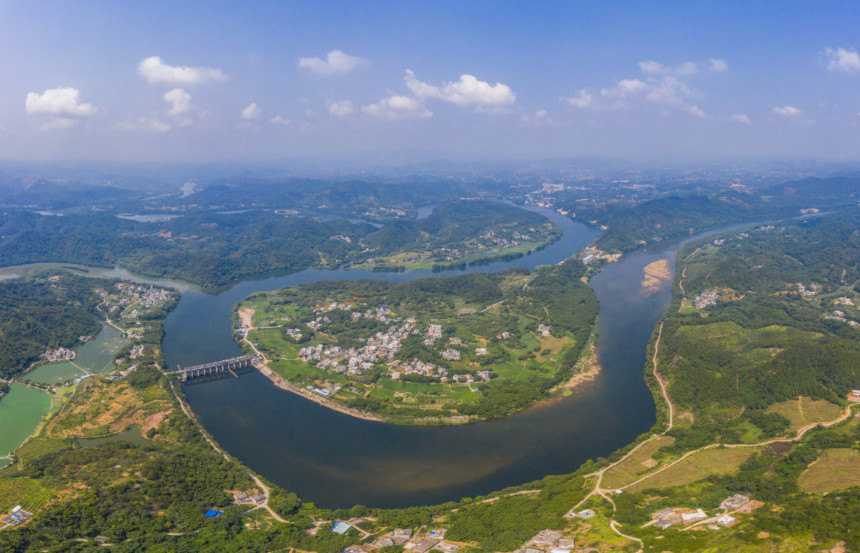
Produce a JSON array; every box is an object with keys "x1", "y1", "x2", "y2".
[{"x1": 170, "y1": 208, "x2": 693, "y2": 509}]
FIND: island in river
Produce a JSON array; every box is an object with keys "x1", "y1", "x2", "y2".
[{"x1": 234, "y1": 258, "x2": 598, "y2": 424}]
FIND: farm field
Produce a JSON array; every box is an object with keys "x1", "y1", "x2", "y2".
[
  {"x1": 766, "y1": 397, "x2": 845, "y2": 433},
  {"x1": 602, "y1": 436, "x2": 675, "y2": 490},
  {"x1": 627, "y1": 447, "x2": 757, "y2": 492},
  {"x1": 0, "y1": 384, "x2": 51, "y2": 458},
  {"x1": 22, "y1": 363, "x2": 86, "y2": 385},
  {"x1": 0, "y1": 477, "x2": 56, "y2": 514},
  {"x1": 72, "y1": 325, "x2": 130, "y2": 373},
  {"x1": 798, "y1": 448, "x2": 860, "y2": 494}
]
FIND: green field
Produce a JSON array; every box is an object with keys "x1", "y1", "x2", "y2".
[
  {"x1": 766, "y1": 397, "x2": 845, "y2": 433},
  {"x1": 0, "y1": 477, "x2": 56, "y2": 513},
  {"x1": 798, "y1": 448, "x2": 860, "y2": 494},
  {"x1": 73, "y1": 325, "x2": 129, "y2": 373},
  {"x1": 21, "y1": 363, "x2": 86, "y2": 385},
  {"x1": 0, "y1": 384, "x2": 51, "y2": 458},
  {"x1": 22, "y1": 325, "x2": 129, "y2": 385},
  {"x1": 627, "y1": 447, "x2": 757, "y2": 492},
  {"x1": 602, "y1": 436, "x2": 675, "y2": 490}
]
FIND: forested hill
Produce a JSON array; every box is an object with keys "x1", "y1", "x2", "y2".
[
  {"x1": 162, "y1": 178, "x2": 486, "y2": 222},
  {"x1": 0, "y1": 201, "x2": 558, "y2": 287},
  {"x1": 591, "y1": 174, "x2": 860, "y2": 253},
  {"x1": 0, "y1": 274, "x2": 103, "y2": 378},
  {"x1": 360, "y1": 200, "x2": 558, "y2": 250},
  {"x1": 659, "y1": 208, "x2": 860, "y2": 446}
]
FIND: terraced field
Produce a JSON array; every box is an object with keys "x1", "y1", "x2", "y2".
[
  {"x1": 602, "y1": 436, "x2": 675, "y2": 490},
  {"x1": 0, "y1": 477, "x2": 55, "y2": 514},
  {"x1": 799, "y1": 448, "x2": 860, "y2": 494},
  {"x1": 627, "y1": 447, "x2": 758, "y2": 492}
]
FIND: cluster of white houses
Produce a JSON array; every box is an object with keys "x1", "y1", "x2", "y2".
[
  {"x1": 103, "y1": 283, "x2": 172, "y2": 316},
  {"x1": 296, "y1": 302, "x2": 507, "y2": 382},
  {"x1": 42, "y1": 347, "x2": 75, "y2": 362}
]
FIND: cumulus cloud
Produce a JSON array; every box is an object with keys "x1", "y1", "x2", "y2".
[
  {"x1": 564, "y1": 90, "x2": 593, "y2": 108},
  {"x1": 327, "y1": 100, "x2": 355, "y2": 116},
  {"x1": 298, "y1": 50, "x2": 367, "y2": 75},
  {"x1": 730, "y1": 113, "x2": 752, "y2": 124},
  {"x1": 25, "y1": 87, "x2": 95, "y2": 116},
  {"x1": 270, "y1": 115, "x2": 292, "y2": 125},
  {"x1": 241, "y1": 103, "x2": 261, "y2": 120},
  {"x1": 362, "y1": 95, "x2": 432, "y2": 120},
  {"x1": 825, "y1": 47, "x2": 860, "y2": 73},
  {"x1": 164, "y1": 89, "x2": 194, "y2": 116},
  {"x1": 773, "y1": 105, "x2": 801, "y2": 117},
  {"x1": 405, "y1": 70, "x2": 515, "y2": 107},
  {"x1": 138, "y1": 56, "x2": 227, "y2": 85}
]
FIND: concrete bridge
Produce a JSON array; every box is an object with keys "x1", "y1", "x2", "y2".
[{"x1": 176, "y1": 354, "x2": 262, "y2": 382}]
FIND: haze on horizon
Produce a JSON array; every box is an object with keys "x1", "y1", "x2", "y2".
[{"x1": 1, "y1": 1, "x2": 859, "y2": 163}]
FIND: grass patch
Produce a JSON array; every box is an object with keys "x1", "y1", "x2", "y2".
[
  {"x1": 627, "y1": 447, "x2": 757, "y2": 492},
  {"x1": 798, "y1": 448, "x2": 860, "y2": 494}
]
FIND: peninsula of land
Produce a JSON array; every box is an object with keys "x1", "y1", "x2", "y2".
[{"x1": 234, "y1": 259, "x2": 598, "y2": 424}]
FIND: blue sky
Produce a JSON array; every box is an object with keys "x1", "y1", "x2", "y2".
[{"x1": 2, "y1": 1, "x2": 859, "y2": 162}]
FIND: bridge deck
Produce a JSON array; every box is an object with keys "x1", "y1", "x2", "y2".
[{"x1": 176, "y1": 354, "x2": 261, "y2": 382}]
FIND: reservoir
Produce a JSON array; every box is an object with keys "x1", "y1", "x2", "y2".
[{"x1": 172, "y1": 207, "x2": 688, "y2": 508}]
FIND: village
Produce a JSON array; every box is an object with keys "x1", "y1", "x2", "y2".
[
  {"x1": 296, "y1": 301, "x2": 504, "y2": 385},
  {"x1": 99, "y1": 282, "x2": 174, "y2": 319},
  {"x1": 214, "y1": 490, "x2": 765, "y2": 553}
]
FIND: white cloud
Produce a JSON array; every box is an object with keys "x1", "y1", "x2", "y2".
[
  {"x1": 405, "y1": 70, "x2": 515, "y2": 107},
  {"x1": 241, "y1": 103, "x2": 261, "y2": 120},
  {"x1": 25, "y1": 87, "x2": 95, "y2": 116},
  {"x1": 40, "y1": 117, "x2": 77, "y2": 131},
  {"x1": 298, "y1": 50, "x2": 367, "y2": 75},
  {"x1": 270, "y1": 115, "x2": 292, "y2": 125},
  {"x1": 825, "y1": 47, "x2": 860, "y2": 73},
  {"x1": 638, "y1": 60, "x2": 669, "y2": 75},
  {"x1": 362, "y1": 95, "x2": 432, "y2": 120},
  {"x1": 709, "y1": 59, "x2": 728, "y2": 72},
  {"x1": 774, "y1": 105, "x2": 801, "y2": 117},
  {"x1": 522, "y1": 109, "x2": 557, "y2": 126},
  {"x1": 645, "y1": 76, "x2": 696, "y2": 104},
  {"x1": 601, "y1": 79, "x2": 647, "y2": 99},
  {"x1": 638, "y1": 58, "x2": 727, "y2": 76},
  {"x1": 328, "y1": 100, "x2": 355, "y2": 116},
  {"x1": 138, "y1": 56, "x2": 227, "y2": 85},
  {"x1": 675, "y1": 62, "x2": 699, "y2": 76},
  {"x1": 687, "y1": 105, "x2": 706, "y2": 118},
  {"x1": 729, "y1": 113, "x2": 751, "y2": 124},
  {"x1": 164, "y1": 88, "x2": 194, "y2": 116},
  {"x1": 564, "y1": 90, "x2": 593, "y2": 108}
]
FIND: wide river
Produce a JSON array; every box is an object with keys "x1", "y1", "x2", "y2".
[{"x1": 154, "y1": 206, "x2": 700, "y2": 509}]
